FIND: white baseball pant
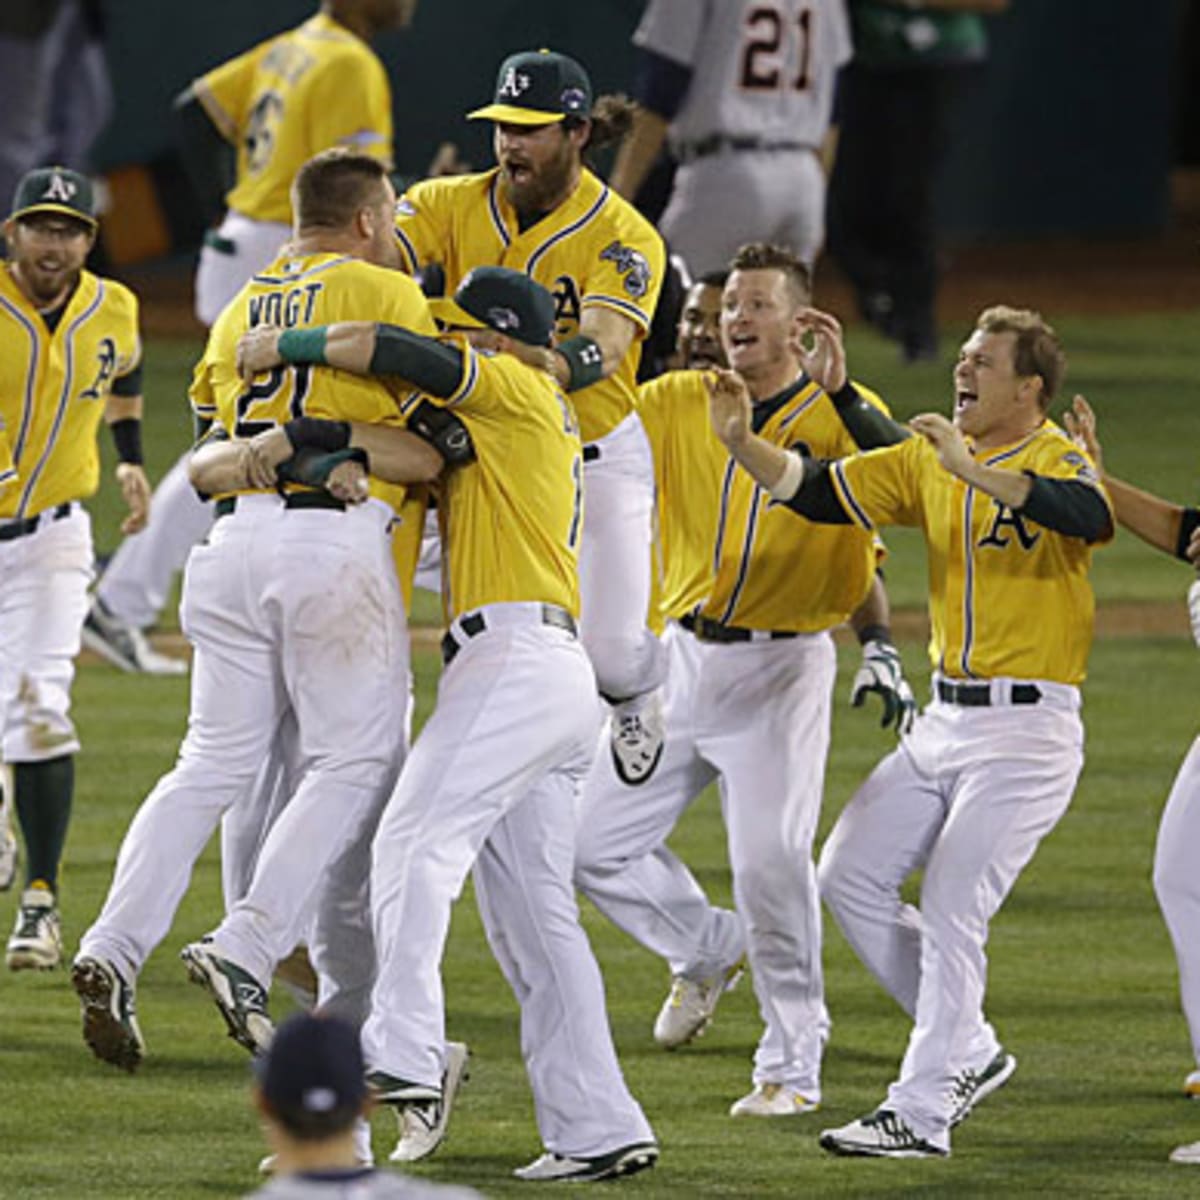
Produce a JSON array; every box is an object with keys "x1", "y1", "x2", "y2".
[
  {"x1": 578, "y1": 412, "x2": 665, "y2": 703},
  {"x1": 80, "y1": 495, "x2": 408, "y2": 986},
  {"x1": 576, "y1": 620, "x2": 836, "y2": 1099},
  {"x1": 661, "y1": 148, "x2": 826, "y2": 276},
  {"x1": 818, "y1": 679, "x2": 1084, "y2": 1146},
  {"x1": 363, "y1": 604, "x2": 654, "y2": 1159},
  {"x1": 194, "y1": 210, "x2": 291, "y2": 328},
  {"x1": 0, "y1": 505, "x2": 92, "y2": 762},
  {"x1": 1154, "y1": 735, "x2": 1200, "y2": 1071}
]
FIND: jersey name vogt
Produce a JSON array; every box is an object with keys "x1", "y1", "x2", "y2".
[
  {"x1": 394, "y1": 167, "x2": 665, "y2": 444},
  {"x1": 0, "y1": 266, "x2": 140, "y2": 518},
  {"x1": 829, "y1": 422, "x2": 1113, "y2": 684},
  {"x1": 189, "y1": 251, "x2": 436, "y2": 517}
]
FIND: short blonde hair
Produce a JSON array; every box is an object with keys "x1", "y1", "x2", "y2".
[{"x1": 975, "y1": 305, "x2": 1066, "y2": 410}]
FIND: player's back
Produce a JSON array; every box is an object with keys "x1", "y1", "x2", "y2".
[
  {"x1": 433, "y1": 343, "x2": 582, "y2": 619},
  {"x1": 193, "y1": 252, "x2": 433, "y2": 436},
  {"x1": 640, "y1": 0, "x2": 852, "y2": 145},
  {"x1": 195, "y1": 14, "x2": 392, "y2": 224}
]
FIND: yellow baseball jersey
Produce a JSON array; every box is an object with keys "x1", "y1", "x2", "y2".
[
  {"x1": 829, "y1": 422, "x2": 1114, "y2": 684},
  {"x1": 195, "y1": 13, "x2": 392, "y2": 225},
  {"x1": 190, "y1": 250, "x2": 436, "y2": 525},
  {"x1": 412, "y1": 339, "x2": 582, "y2": 619},
  {"x1": 638, "y1": 369, "x2": 728, "y2": 625},
  {"x1": 391, "y1": 486, "x2": 429, "y2": 613},
  {"x1": 394, "y1": 167, "x2": 665, "y2": 444},
  {"x1": 702, "y1": 377, "x2": 887, "y2": 633},
  {"x1": 0, "y1": 265, "x2": 141, "y2": 519}
]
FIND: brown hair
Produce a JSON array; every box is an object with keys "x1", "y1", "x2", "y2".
[
  {"x1": 291, "y1": 149, "x2": 389, "y2": 231},
  {"x1": 975, "y1": 305, "x2": 1066, "y2": 410},
  {"x1": 568, "y1": 93, "x2": 636, "y2": 160},
  {"x1": 728, "y1": 242, "x2": 812, "y2": 307}
]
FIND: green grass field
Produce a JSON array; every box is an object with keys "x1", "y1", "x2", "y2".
[{"x1": 3, "y1": 313, "x2": 1200, "y2": 1196}]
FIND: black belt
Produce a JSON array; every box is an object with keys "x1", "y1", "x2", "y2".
[
  {"x1": 583, "y1": 444, "x2": 600, "y2": 463},
  {"x1": 213, "y1": 492, "x2": 346, "y2": 519},
  {"x1": 680, "y1": 612, "x2": 797, "y2": 644},
  {"x1": 935, "y1": 679, "x2": 1042, "y2": 707},
  {"x1": 441, "y1": 604, "x2": 578, "y2": 667},
  {"x1": 0, "y1": 501, "x2": 72, "y2": 542},
  {"x1": 676, "y1": 134, "x2": 813, "y2": 163}
]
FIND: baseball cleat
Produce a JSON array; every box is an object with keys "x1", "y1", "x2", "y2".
[
  {"x1": 513, "y1": 1140, "x2": 659, "y2": 1182},
  {"x1": 819, "y1": 1109, "x2": 949, "y2": 1159},
  {"x1": 948, "y1": 1047, "x2": 1017, "y2": 1127},
  {"x1": 372, "y1": 1041, "x2": 470, "y2": 1163},
  {"x1": 72, "y1": 955, "x2": 145, "y2": 1072},
  {"x1": 1184, "y1": 1069, "x2": 1200, "y2": 1099},
  {"x1": 82, "y1": 598, "x2": 187, "y2": 676},
  {"x1": 1170, "y1": 1140, "x2": 1200, "y2": 1164},
  {"x1": 730, "y1": 1083, "x2": 819, "y2": 1117},
  {"x1": 6, "y1": 887, "x2": 62, "y2": 970},
  {"x1": 180, "y1": 940, "x2": 273, "y2": 1055},
  {"x1": 654, "y1": 957, "x2": 745, "y2": 1049},
  {"x1": 610, "y1": 691, "x2": 665, "y2": 786}
]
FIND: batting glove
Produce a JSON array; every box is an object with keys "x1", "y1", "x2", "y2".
[
  {"x1": 850, "y1": 639, "x2": 916, "y2": 735},
  {"x1": 1188, "y1": 579, "x2": 1200, "y2": 649}
]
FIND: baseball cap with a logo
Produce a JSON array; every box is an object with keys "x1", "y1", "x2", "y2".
[
  {"x1": 467, "y1": 49, "x2": 593, "y2": 126},
  {"x1": 431, "y1": 266, "x2": 556, "y2": 347},
  {"x1": 10, "y1": 166, "x2": 98, "y2": 230}
]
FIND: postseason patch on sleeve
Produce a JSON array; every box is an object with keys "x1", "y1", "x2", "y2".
[{"x1": 599, "y1": 240, "x2": 653, "y2": 299}]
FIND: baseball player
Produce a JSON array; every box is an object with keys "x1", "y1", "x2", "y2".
[
  {"x1": 1, "y1": 166, "x2": 151, "y2": 970},
  {"x1": 71, "y1": 152, "x2": 443, "y2": 1081},
  {"x1": 576, "y1": 244, "x2": 914, "y2": 1119},
  {"x1": 392, "y1": 48, "x2": 670, "y2": 787},
  {"x1": 610, "y1": 0, "x2": 852, "y2": 276},
  {"x1": 83, "y1": 0, "x2": 417, "y2": 676},
  {"x1": 1062, "y1": 395, "x2": 1200, "y2": 1165},
  {"x1": 709, "y1": 305, "x2": 1113, "y2": 1156},
  {"x1": 240, "y1": 266, "x2": 660, "y2": 1182}
]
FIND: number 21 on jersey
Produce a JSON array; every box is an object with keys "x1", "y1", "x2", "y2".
[
  {"x1": 740, "y1": 4, "x2": 813, "y2": 92},
  {"x1": 234, "y1": 363, "x2": 312, "y2": 437}
]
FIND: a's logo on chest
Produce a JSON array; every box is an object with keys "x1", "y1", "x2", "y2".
[
  {"x1": 978, "y1": 500, "x2": 1041, "y2": 551},
  {"x1": 80, "y1": 337, "x2": 117, "y2": 402},
  {"x1": 552, "y1": 275, "x2": 581, "y2": 328}
]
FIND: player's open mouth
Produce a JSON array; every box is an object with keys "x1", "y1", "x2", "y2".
[
  {"x1": 504, "y1": 161, "x2": 531, "y2": 183},
  {"x1": 729, "y1": 334, "x2": 757, "y2": 349},
  {"x1": 955, "y1": 390, "x2": 977, "y2": 412}
]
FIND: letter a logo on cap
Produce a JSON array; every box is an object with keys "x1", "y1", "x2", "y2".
[
  {"x1": 43, "y1": 172, "x2": 77, "y2": 203},
  {"x1": 499, "y1": 67, "x2": 530, "y2": 98}
]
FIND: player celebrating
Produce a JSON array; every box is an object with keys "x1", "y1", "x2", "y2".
[
  {"x1": 576, "y1": 244, "x2": 914, "y2": 1117},
  {"x1": 1063, "y1": 394, "x2": 1200, "y2": 1165},
  {"x1": 1, "y1": 167, "x2": 151, "y2": 969},
  {"x1": 71, "y1": 152, "x2": 445, "y2": 1077},
  {"x1": 83, "y1": 0, "x2": 417, "y2": 675},
  {"x1": 392, "y1": 48, "x2": 669, "y2": 786},
  {"x1": 610, "y1": 0, "x2": 851, "y2": 276},
  {"x1": 708, "y1": 305, "x2": 1113, "y2": 1156},
  {"x1": 238, "y1": 266, "x2": 659, "y2": 1182}
]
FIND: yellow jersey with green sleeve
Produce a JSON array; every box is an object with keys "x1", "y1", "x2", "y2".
[
  {"x1": 828, "y1": 422, "x2": 1113, "y2": 684},
  {"x1": 638, "y1": 368, "x2": 728, "y2": 624},
  {"x1": 701, "y1": 376, "x2": 888, "y2": 633},
  {"x1": 188, "y1": 250, "x2": 436, "y2": 511},
  {"x1": 393, "y1": 167, "x2": 665, "y2": 444},
  {"x1": 0, "y1": 265, "x2": 141, "y2": 519},
  {"x1": 413, "y1": 338, "x2": 582, "y2": 619},
  {"x1": 194, "y1": 13, "x2": 392, "y2": 225}
]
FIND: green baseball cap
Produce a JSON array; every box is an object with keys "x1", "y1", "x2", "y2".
[
  {"x1": 431, "y1": 266, "x2": 556, "y2": 347},
  {"x1": 10, "y1": 166, "x2": 97, "y2": 230},
  {"x1": 467, "y1": 49, "x2": 593, "y2": 126}
]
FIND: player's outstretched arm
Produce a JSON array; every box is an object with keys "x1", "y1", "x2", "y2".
[{"x1": 1065, "y1": 394, "x2": 1190, "y2": 558}]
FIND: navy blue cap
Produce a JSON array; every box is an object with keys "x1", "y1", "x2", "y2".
[{"x1": 256, "y1": 1013, "x2": 365, "y2": 1133}]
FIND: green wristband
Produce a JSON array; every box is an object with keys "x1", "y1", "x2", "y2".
[
  {"x1": 556, "y1": 334, "x2": 604, "y2": 393},
  {"x1": 277, "y1": 326, "x2": 328, "y2": 365}
]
